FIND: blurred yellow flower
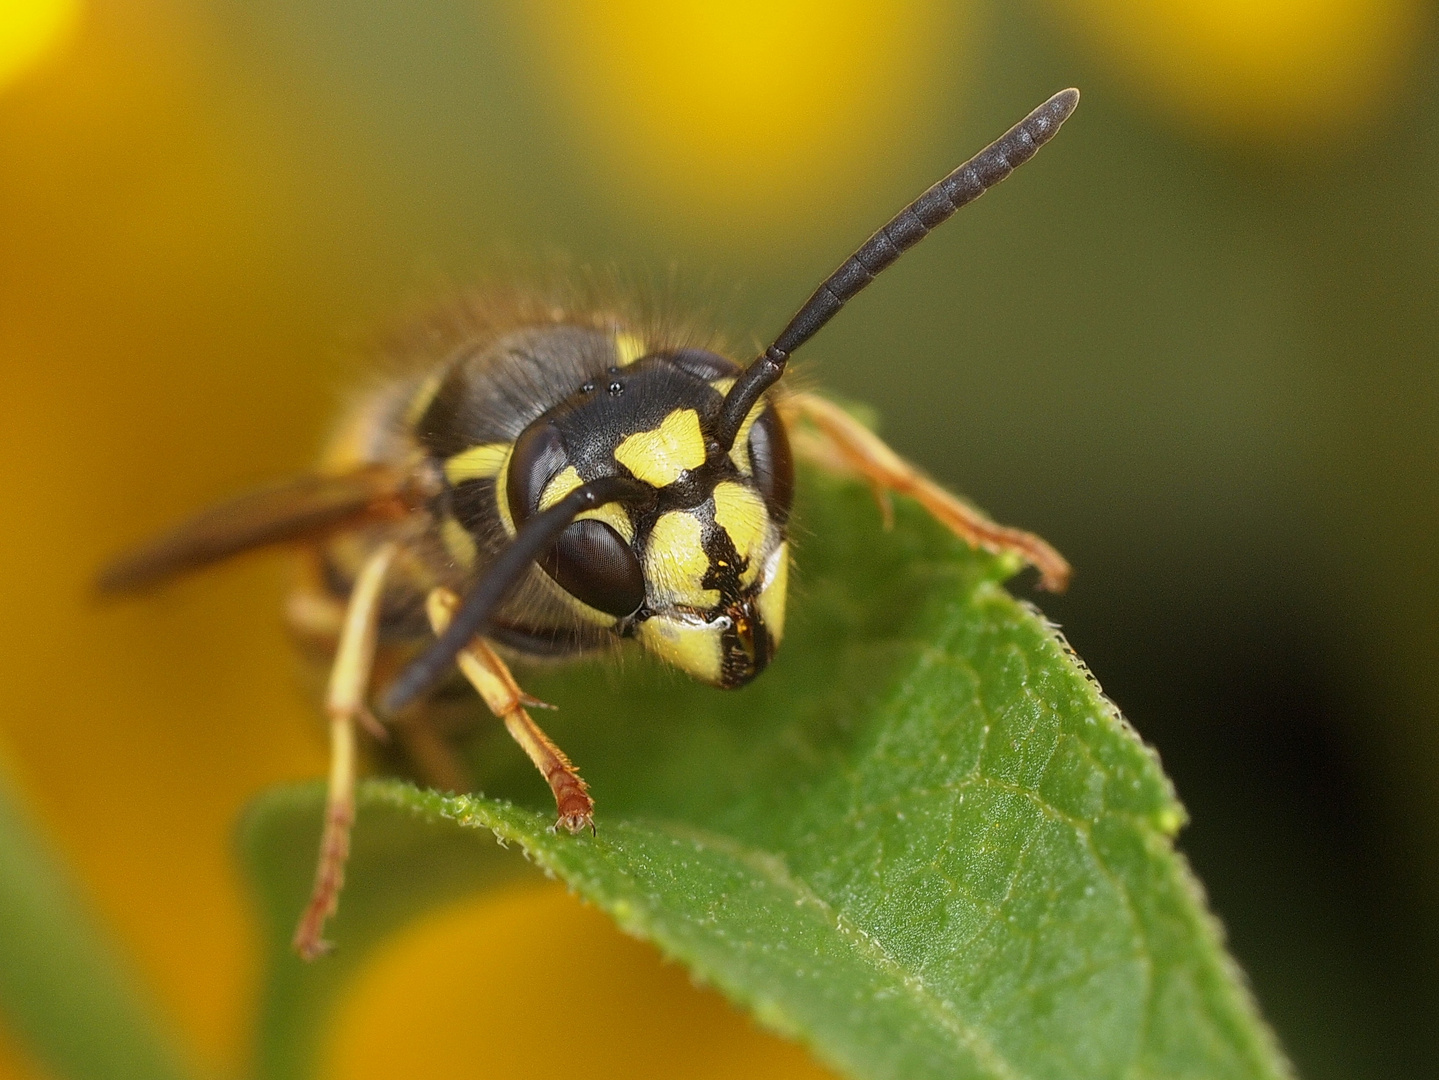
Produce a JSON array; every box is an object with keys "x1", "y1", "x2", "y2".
[
  {"x1": 523, "y1": 0, "x2": 964, "y2": 234},
  {"x1": 1046, "y1": 0, "x2": 1427, "y2": 142},
  {"x1": 325, "y1": 882, "x2": 838, "y2": 1080},
  {"x1": 0, "y1": 3, "x2": 875, "y2": 1075},
  {"x1": 0, "y1": 0, "x2": 79, "y2": 91}
]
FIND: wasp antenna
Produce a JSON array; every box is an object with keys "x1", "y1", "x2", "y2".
[
  {"x1": 382, "y1": 475, "x2": 650, "y2": 712},
  {"x1": 714, "y1": 88, "x2": 1080, "y2": 451}
]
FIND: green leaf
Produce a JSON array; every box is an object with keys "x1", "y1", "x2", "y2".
[
  {"x1": 242, "y1": 470, "x2": 1293, "y2": 1080},
  {"x1": 0, "y1": 770, "x2": 199, "y2": 1080}
]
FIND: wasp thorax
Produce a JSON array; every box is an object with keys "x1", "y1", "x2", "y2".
[{"x1": 503, "y1": 345, "x2": 793, "y2": 688}]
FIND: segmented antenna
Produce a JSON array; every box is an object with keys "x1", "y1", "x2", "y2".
[
  {"x1": 713, "y1": 88, "x2": 1080, "y2": 451},
  {"x1": 383, "y1": 475, "x2": 650, "y2": 711}
]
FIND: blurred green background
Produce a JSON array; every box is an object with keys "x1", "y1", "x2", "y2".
[{"x1": 1, "y1": 1, "x2": 1436, "y2": 1077}]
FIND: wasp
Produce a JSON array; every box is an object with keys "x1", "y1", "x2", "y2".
[{"x1": 100, "y1": 90, "x2": 1078, "y2": 959}]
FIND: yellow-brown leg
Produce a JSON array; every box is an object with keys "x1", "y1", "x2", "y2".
[
  {"x1": 425, "y1": 589, "x2": 594, "y2": 833},
  {"x1": 292, "y1": 541, "x2": 397, "y2": 960},
  {"x1": 779, "y1": 391, "x2": 1071, "y2": 592},
  {"x1": 287, "y1": 563, "x2": 468, "y2": 789}
]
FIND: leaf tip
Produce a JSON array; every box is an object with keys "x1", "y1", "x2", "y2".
[{"x1": 1154, "y1": 804, "x2": 1187, "y2": 837}]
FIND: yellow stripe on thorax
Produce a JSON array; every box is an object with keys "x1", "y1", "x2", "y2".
[
  {"x1": 444, "y1": 442, "x2": 511, "y2": 485},
  {"x1": 440, "y1": 517, "x2": 478, "y2": 568},
  {"x1": 614, "y1": 408, "x2": 706, "y2": 488},
  {"x1": 403, "y1": 370, "x2": 445, "y2": 428}
]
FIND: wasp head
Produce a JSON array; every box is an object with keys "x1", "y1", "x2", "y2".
[{"x1": 502, "y1": 342, "x2": 793, "y2": 688}]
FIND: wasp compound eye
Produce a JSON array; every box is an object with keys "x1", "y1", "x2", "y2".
[
  {"x1": 508, "y1": 417, "x2": 645, "y2": 616},
  {"x1": 541, "y1": 518, "x2": 645, "y2": 617},
  {"x1": 746, "y1": 406, "x2": 794, "y2": 525},
  {"x1": 667, "y1": 348, "x2": 740, "y2": 381},
  {"x1": 507, "y1": 421, "x2": 567, "y2": 525}
]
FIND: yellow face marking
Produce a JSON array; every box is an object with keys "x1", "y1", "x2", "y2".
[
  {"x1": 534, "y1": 464, "x2": 636, "y2": 542},
  {"x1": 440, "y1": 517, "x2": 478, "y2": 568},
  {"x1": 645, "y1": 510, "x2": 718, "y2": 609},
  {"x1": 637, "y1": 614, "x2": 723, "y2": 685},
  {"x1": 444, "y1": 442, "x2": 511, "y2": 485},
  {"x1": 709, "y1": 377, "x2": 736, "y2": 396},
  {"x1": 614, "y1": 408, "x2": 706, "y2": 488},
  {"x1": 756, "y1": 541, "x2": 789, "y2": 644},
  {"x1": 727, "y1": 400, "x2": 767, "y2": 474},
  {"x1": 711, "y1": 481, "x2": 768, "y2": 584},
  {"x1": 614, "y1": 331, "x2": 646, "y2": 367},
  {"x1": 538, "y1": 465, "x2": 582, "y2": 510},
  {"x1": 580, "y1": 501, "x2": 635, "y2": 543},
  {"x1": 528, "y1": 470, "x2": 632, "y2": 629}
]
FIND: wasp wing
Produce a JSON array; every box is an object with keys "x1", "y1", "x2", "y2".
[{"x1": 97, "y1": 464, "x2": 413, "y2": 593}]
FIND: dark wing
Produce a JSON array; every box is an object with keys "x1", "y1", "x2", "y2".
[{"x1": 97, "y1": 464, "x2": 414, "y2": 593}]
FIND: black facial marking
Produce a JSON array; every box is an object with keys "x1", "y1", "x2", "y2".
[
  {"x1": 543, "y1": 355, "x2": 722, "y2": 477},
  {"x1": 655, "y1": 470, "x2": 720, "y2": 512},
  {"x1": 719, "y1": 597, "x2": 771, "y2": 688},
  {"x1": 701, "y1": 523, "x2": 748, "y2": 602}
]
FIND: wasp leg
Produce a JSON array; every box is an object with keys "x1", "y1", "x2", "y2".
[
  {"x1": 292, "y1": 541, "x2": 397, "y2": 961},
  {"x1": 426, "y1": 588, "x2": 593, "y2": 833},
  {"x1": 288, "y1": 560, "x2": 470, "y2": 789},
  {"x1": 285, "y1": 567, "x2": 389, "y2": 741},
  {"x1": 779, "y1": 391, "x2": 1071, "y2": 592}
]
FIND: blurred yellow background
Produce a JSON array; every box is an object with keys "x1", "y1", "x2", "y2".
[
  {"x1": 1, "y1": 1, "x2": 1436, "y2": 1078},
  {"x1": 1048, "y1": 0, "x2": 1426, "y2": 140}
]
